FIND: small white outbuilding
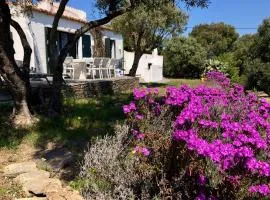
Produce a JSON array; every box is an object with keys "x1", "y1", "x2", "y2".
[{"x1": 124, "y1": 49, "x2": 164, "y2": 82}]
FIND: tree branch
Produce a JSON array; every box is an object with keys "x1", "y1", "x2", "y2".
[
  {"x1": 59, "y1": 5, "x2": 133, "y2": 61},
  {"x1": 10, "y1": 19, "x2": 32, "y2": 77},
  {"x1": 50, "y1": 0, "x2": 69, "y2": 58}
]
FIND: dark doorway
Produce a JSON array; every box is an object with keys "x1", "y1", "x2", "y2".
[
  {"x1": 82, "y1": 35, "x2": 91, "y2": 58},
  {"x1": 105, "y1": 38, "x2": 115, "y2": 58},
  {"x1": 45, "y1": 27, "x2": 78, "y2": 74},
  {"x1": 67, "y1": 33, "x2": 77, "y2": 58}
]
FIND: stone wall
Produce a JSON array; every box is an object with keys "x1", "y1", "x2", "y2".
[{"x1": 63, "y1": 77, "x2": 139, "y2": 98}]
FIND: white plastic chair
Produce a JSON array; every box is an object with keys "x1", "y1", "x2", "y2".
[
  {"x1": 100, "y1": 58, "x2": 110, "y2": 79},
  {"x1": 92, "y1": 58, "x2": 103, "y2": 79},
  {"x1": 108, "y1": 59, "x2": 117, "y2": 78},
  {"x1": 84, "y1": 58, "x2": 94, "y2": 79},
  {"x1": 63, "y1": 57, "x2": 74, "y2": 79}
]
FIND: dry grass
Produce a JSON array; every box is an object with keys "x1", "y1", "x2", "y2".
[
  {"x1": 0, "y1": 177, "x2": 25, "y2": 200},
  {"x1": 140, "y1": 78, "x2": 202, "y2": 94}
]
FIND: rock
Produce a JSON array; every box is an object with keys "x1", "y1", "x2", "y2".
[
  {"x1": 46, "y1": 186, "x2": 84, "y2": 200},
  {"x1": 44, "y1": 148, "x2": 74, "y2": 171},
  {"x1": 47, "y1": 190, "x2": 84, "y2": 200},
  {"x1": 14, "y1": 170, "x2": 61, "y2": 196},
  {"x1": 46, "y1": 193, "x2": 67, "y2": 200},
  {"x1": 3, "y1": 162, "x2": 38, "y2": 177}
]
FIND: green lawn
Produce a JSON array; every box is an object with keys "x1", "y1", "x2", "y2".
[
  {"x1": 0, "y1": 93, "x2": 133, "y2": 151},
  {"x1": 0, "y1": 78, "x2": 201, "y2": 151},
  {"x1": 141, "y1": 78, "x2": 202, "y2": 94}
]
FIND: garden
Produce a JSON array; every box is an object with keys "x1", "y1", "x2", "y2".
[
  {"x1": 1, "y1": 1, "x2": 270, "y2": 200},
  {"x1": 76, "y1": 71, "x2": 270, "y2": 199}
]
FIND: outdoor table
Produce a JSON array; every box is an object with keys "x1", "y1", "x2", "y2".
[{"x1": 71, "y1": 61, "x2": 87, "y2": 80}]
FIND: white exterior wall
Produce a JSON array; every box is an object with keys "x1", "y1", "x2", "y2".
[
  {"x1": 29, "y1": 11, "x2": 88, "y2": 73},
  {"x1": 101, "y1": 30, "x2": 123, "y2": 59},
  {"x1": 124, "y1": 50, "x2": 163, "y2": 82},
  {"x1": 11, "y1": 14, "x2": 36, "y2": 71},
  {"x1": 10, "y1": 9, "x2": 124, "y2": 74}
]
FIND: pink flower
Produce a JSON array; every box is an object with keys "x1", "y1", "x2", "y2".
[
  {"x1": 195, "y1": 191, "x2": 206, "y2": 200},
  {"x1": 122, "y1": 105, "x2": 130, "y2": 114},
  {"x1": 134, "y1": 146, "x2": 150, "y2": 156},
  {"x1": 135, "y1": 114, "x2": 144, "y2": 120},
  {"x1": 136, "y1": 133, "x2": 145, "y2": 140},
  {"x1": 142, "y1": 147, "x2": 150, "y2": 156},
  {"x1": 198, "y1": 174, "x2": 207, "y2": 186}
]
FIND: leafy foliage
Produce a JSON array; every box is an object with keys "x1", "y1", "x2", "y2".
[
  {"x1": 111, "y1": 1, "x2": 188, "y2": 53},
  {"x1": 231, "y1": 34, "x2": 257, "y2": 76},
  {"x1": 228, "y1": 19, "x2": 270, "y2": 94},
  {"x1": 244, "y1": 59, "x2": 270, "y2": 95},
  {"x1": 163, "y1": 36, "x2": 207, "y2": 78},
  {"x1": 96, "y1": 0, "x2": 128, "y2": 14},
  {"x1": 190, "y1": 23, "x2": 239, "y2": 58},
  {"x1": 256, "y1": 18, "x2": 270, "y2": 62}
]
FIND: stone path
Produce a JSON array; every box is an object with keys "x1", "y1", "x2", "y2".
[
  {"x1": 2, "y1": 161, "x2": 83, "y2": 200},
  {"x1": 256, "y1": 91, "x2": 270, "y2": 102}
]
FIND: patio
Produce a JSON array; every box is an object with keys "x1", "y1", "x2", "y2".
[{"x1": 63, "y1": 57, "x2": 124, "y2": 80}]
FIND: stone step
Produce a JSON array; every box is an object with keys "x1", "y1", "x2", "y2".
[{"x1": 3, "y1": 161, "x2": 38, "y2": 178}]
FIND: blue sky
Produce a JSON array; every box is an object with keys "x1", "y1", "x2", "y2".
[{"x1": 68, "y1": 0, "x2": 270, "y2": 36}]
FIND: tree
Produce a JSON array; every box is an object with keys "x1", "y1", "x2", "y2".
[
  {"x1": 0, "y1": 0, "x2": 35, "y2": 127},
  {"x1": 190, "y1": 22, "x2": 239, "y2": 58},
  {"x1": 111, "y1": 0, "x2": 210, "y2": 77},
  {"x1": 48, "y1": 0, "x2": 210, "y2": 113},
  {"x1": 163, "y1": 37, "x2": 207, "y2": 78},
  {"x1": 1, "y1": 0, "x2": 210, "y2": 120},
  {"x1": 47, "y1": 0, "x2": 141, "y2": 115},
  {"x1": 255, "y1": 18, "x2": 270, "y2": 63},
  {"x1": 232, "y1": 34, "x2": 257, "y2": 75},
  {"x1": 244, "y1": 59, "x2": 270, "y2": 95},
  {"x1": 111, "y1": 1, "x2": 188, "y2": 76},
  {"x1": 240, "y1": 18, "x2": 270, "y2": 94}
]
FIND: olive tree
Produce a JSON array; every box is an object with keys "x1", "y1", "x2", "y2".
[
  {"x1": 111, "y1": 1, "x2": 188, "y2": 76},
  {"x1": 0, "y1": 0, "x2": 34, "y2": 127},
  {"x1": 0, "y1": 0, "x2": 210, "y2": 124}
]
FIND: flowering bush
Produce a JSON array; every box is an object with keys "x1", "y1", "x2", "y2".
[
  {"x1": 203, "y1": 59, "x2": 228, "y2": 77},
  {"x1": 123, "y1": 71, "x2": 270, "y2": 199}
]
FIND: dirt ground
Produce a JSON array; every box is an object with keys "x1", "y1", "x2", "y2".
[{"x1": 0, "y1": 141, "x2": 41, "y2": 200}]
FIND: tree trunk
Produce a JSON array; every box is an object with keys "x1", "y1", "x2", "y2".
[
  {"x1": 129, "y1": 51, "x2": 143, "y2": 77},
  {"x1": 0, "y1": 0, "x2": 34, "y2": 127},
  {"x1": 90, "y1": 29, "x2": 105, "y2": 57},
  {"x1": 10, "y1": 19, "x2": 33, "y2": 108},
  {"x1": 48, "y1": 56, "x2": 66, "y2": 116},
  {"x1": 47, "y1": 0, "x2": 134, "y2": 115}
]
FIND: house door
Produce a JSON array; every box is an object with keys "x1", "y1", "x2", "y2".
[
  {"x1": 45, "y1": 28, "x2": 79, "y2": 73},
  {"x1": 105, "y1": 38, "x2": 116, "y2": 58},
  {"x1": 105, "y1": 38, "x2": 111, "y2": 58},
  {"x1": 82, "y1": 35, "x2": 91, "y2": 58},
  {"x1": 67, "y1": 33, "x2": 77, "y2": 58}
]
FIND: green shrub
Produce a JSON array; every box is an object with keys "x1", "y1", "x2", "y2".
[
  {"x1": 244, "y1": 59, "x2": 270, "y2": 94},
  {"x1": 163, "y1": 37, "x2": 207, "y2": 78}
]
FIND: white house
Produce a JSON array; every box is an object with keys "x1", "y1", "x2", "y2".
[{"x1": 10, "y1": 0, "x2": 124, "y2": 74}]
